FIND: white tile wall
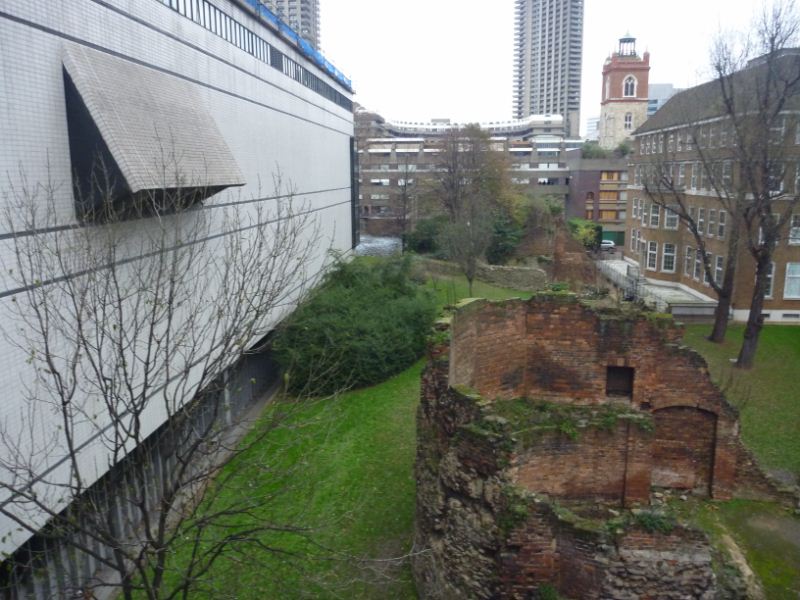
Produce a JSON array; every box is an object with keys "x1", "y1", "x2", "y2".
[{"x1": 0, "y1": 0, "x2": 354, "y2": 555}]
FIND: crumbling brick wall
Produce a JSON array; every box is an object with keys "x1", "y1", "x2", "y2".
[
  {"x1": 414, "y1": 295, "x2": 788, "y2": 599},
  {"x1": 448, "y1": 294, "x2": 741, "y2": 500},
  {"x1": 413, "y1": 373, "x2": 717, "y2": 600},
  {"x1": 551, "y1": 225, "x2": 598, "y2": 286},
  {"x1": 513, "y1": 423, "x2": 652, "y2": 505}
]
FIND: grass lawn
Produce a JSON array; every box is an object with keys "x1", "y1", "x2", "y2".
[
  {"x1": 424, "y1": 273, "x2": 532, "y2": 307},
  {"x1": 157, "y1": 288, "x2": 797, "y2": 599},
  {"x1": 171, "y1": 362, "x2": 424, "y2": 599},
  {"x1": 681, "y1": 324, "x2": 800, "y2": 598},
  {"x1": 164, "y1": 275, "x2": 531, "y2": 598},
  {"x1": 676, "y1": 499, "x2": 800, "y2": 599},
  {"x1": 682, "y1": 324, "x2": 800, "y2": 476}
]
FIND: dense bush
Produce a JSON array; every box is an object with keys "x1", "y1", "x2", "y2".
[
  {"x1": 567, "y1": 218, "x2": 602, "y2": 251},
  {"x1": 486, "y1": 216, "x2": 524, "y2": 265},
  {"x1": 403, "y1": 216, "x2": 447, "y2": 255},
  {"x1": 273, "y1": 256, "x2": 438, "y2": 395},
  {"x1": 580, "y1": 141, "x2": 609, "y2": 159}
]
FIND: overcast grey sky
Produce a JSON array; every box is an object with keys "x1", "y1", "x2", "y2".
[{"x1": 320, "y1": 0, "x2": 766, "y2": 135}]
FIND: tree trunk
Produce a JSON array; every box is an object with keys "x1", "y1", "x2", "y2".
[
  {"x1": 709, "y1": 222, "x2": 741, "y2": 343},
  {"x1": 736, "y1": 256, "x2": 770, "y2": 368},
  {"x1": 708, "y1": 292, "x2": 731, "y2": 343}
]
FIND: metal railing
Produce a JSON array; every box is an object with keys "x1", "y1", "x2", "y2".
[{"x1": 595, "y1": 259, "x2": 669, "y2": 312}]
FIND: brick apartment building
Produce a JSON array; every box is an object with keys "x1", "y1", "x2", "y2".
[
  {"x1": 565, "y1": 154, "x2": 629, "y2": 245},
  {"x1": 355, "y1": 107, "x2": 582, "y2": 235},
  {"x1": 624, "y1": 51, "x2": 800, "y2": 323}
]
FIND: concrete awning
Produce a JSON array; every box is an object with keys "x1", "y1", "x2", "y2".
[{"x1": 63, "y1": 45, "x2": 243, "y2": 199}]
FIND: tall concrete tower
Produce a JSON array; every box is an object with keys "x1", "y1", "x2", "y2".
[
  {"x1": 265, "y1": 0, "x2": 320, "y2": 49},
  {"x1": 513, "y1": 0, "x2": 584, "y2": 138},
  {"x1": 598, "y1": 36, "x2": 650, "y2": 150}
]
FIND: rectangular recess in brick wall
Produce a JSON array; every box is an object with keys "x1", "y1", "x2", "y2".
[{"x1": 606, "y1": 365, "x2": 634, "y2": 397}]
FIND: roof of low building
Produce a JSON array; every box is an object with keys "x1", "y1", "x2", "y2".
[{"x1": 635, "y1": 48, "x2": 800, "y2": 135}]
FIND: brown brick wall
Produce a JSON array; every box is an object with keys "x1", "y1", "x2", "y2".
[
  {"x1": 652, "y1": 406, "x2": 716, "y2": 492},
  {"x1": 625, "y1": 161, "x2": 800, "y2": 318},
  {"x1": 413, "y1": 296, "x2": 790, "y2": 600},
  {"x1": 551, "y1": 225, "x2": 599, "y2": 285},
  {"x1": 497, "y1": 503, "x2": 716, "y2": 600},
  {"x1": 513, "y1": 423, "x2": 652, "y2": 505},
  {"x1": 602, "y1": 53, "x2": 651, "y2": 103},
  {"x1": 446, "y1": 295, "x2": 761, "y2": 500}
]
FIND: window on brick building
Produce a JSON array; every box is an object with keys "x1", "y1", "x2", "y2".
[
  {"x1": 789, "y1": 214, "x2": 800, "y2": 245},
  {"x1": 606, "y1": 366, "x2": 634, "y2": 397},
  {"x1": 662, "y1": 243, "x2": 676, "y2": 273},
  {"x1": 623, "y1": 76, "x2": 636, "y2": 97},
  {"x1": 785, "y1": 263, "x2": 800, "y2": 298},
  {"x1": 624, "y1": 113, "x2": 633, "y2": 130},
  {"x1": 715, "y1": 256, "x2": 725, "y2": 286},
  {"x1": 718, "y1": 210, "x2": 727, "y2": 238},
  {"x1": 665, "y1": 206, "x2": 679, "y2": 230},
  {"x1": 650, "y1": 204, "x2": 661, "y2": 228},
  {"x1": 647, "y1": 241, "x2": 658, "y2": 270},
  {"x1": 771, "y1": 116, "x2": 786, "y2": 143},
  {"x1": 768, "y1": 164, "x2": 785, "y2": 196},
  {"x1": 765, "y1": 262, "x2": 775, "y2": 298},
  {"x1": 694, "y1": 250, "x2": 703, "y2": 280},
  {"x1": 722, "y1": 161, "x2": 733, "y2": 189},
  {"x1": 685, "y1": 246, "x2": 694, "y2": 276}
]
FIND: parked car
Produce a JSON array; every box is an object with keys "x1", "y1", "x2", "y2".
[{"x1": 601, "y1": 239, "x2": 616, "y2": 251}]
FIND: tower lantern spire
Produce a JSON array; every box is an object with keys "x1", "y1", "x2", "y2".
[{"x1": 618, "y1": 35, "x2": 637, "y2": 57}]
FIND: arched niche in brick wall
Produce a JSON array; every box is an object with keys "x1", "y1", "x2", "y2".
[{"x1": 651, "y1": 406, "x2": 717, "y2": 495}]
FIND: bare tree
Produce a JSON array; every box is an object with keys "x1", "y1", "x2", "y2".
[
  {"x1": 717, "y1": 1, "x2": 800, "y2": 367},
  {"x1": 0, "y1": 164, "x2": 335, "y2": 598},
  {"x1": 643, "y1": 126, "x2": 743, "y2": 344},
  {"x1": 642, "y1": 1, "x2": 800, "y2": 365},
  {"x1": 396, "y1": 150, "x2": 418, "y2": 252},
  {"x1": 431, "y1": 126, "x2": 510, "y2": 295}
]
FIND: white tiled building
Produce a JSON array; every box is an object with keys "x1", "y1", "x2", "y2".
[{"x1": 0, "y1": 0, "x2": 354, "y2": 593}]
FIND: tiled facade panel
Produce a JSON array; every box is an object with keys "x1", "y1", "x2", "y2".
[{"x1": 0, "y1": 0, "x2": 353, "y2": 556}]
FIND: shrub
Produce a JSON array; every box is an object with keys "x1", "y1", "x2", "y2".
[
  {"x1": 486, "y1": 216, "x2": 524, "y2": 265},
  {"x1": 404, "y1": 216, "x2": 447, "y2": 255},
  {"x1": 633, "y1": 510, "x2": 676, "y2": 534},
  {"x1": 580, "y1": 141, "x2": 609, "y2": 159},
  {"x1": 273, "y1": 256, "x2": 437, "y2": 395},
  {"x1": 567, "y1": 218, "x2": 602, "y2": 251}
]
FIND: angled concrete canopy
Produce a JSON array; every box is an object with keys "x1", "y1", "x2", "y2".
[{"x1": 63, "y1": 44, "x2": 244, "y2": 218}]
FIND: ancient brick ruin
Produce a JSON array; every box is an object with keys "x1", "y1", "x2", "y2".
[{"x1": 413, "y1": 294, "x2": 785, "y2": 599}]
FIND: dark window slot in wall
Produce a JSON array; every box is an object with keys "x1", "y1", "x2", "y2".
[{"x1": 606, "y1": 366, "x2": 634, "y2": 397}]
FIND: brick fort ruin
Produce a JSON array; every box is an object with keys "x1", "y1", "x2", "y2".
[{"x1": 413, "y1": 294, "x2": 788, "y2": 599}]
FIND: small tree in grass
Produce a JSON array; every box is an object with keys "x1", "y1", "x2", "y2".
[{"x1": 430, "y1": 126, "x2": 511, "y2": 295}]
